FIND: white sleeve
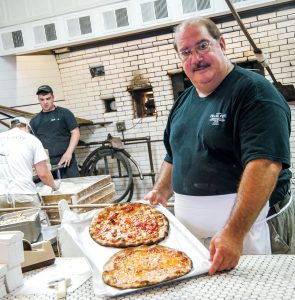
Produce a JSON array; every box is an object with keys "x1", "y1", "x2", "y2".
[{"x1": 32, "y1": 136, "x2": 48, "y2": 165}]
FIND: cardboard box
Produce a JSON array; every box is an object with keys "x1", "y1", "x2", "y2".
[{"x1": 37, "y1": 176, "x2": 116, "y2": 223}]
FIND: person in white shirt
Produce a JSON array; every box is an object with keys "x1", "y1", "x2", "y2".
[{"x1": 0, "y1": 117, "x2": 59, "y2": 209}]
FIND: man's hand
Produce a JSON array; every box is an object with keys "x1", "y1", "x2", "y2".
[
  {"x1": 208, "y1": 229, "x2": 243, "y2": 275},
  {"x1": 58, "y1": 152, "x2": 72, "y2": 167},
  {"x1": 144, "y1": 189, "x2": 168, "y2": 207},
  {"x1": 53, "y1": 180, "x2": 61, "y2": 192}
]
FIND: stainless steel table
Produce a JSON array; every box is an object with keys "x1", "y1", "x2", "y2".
[{"x1": 4, "y1": 255, "x2": 295, "y2": 299}]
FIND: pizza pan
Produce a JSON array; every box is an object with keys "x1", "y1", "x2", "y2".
[
  {"x1": 58, "y1": 201, "x2": 210, "y2": 297},
  {"x1": 0, "y1": 208, "x2": 41, "y2": 243}
]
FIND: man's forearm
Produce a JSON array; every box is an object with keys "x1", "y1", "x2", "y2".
[
  {"x1": 224, "y1": 159, "x2": 282, "y2": 237},
  {"x1": 35, "y1": 161, "x2": 58, "y2": 190},
  {"x1": 66, "y1": 127, "x2": 80, "y2": 154},
  {"x1": 153, "y1": 161, "x2": 174, "y2": 199}
]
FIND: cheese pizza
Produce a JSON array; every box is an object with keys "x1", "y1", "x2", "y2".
[{"x1": 102, "y1": 245, "x2": 193, "y2": 289}]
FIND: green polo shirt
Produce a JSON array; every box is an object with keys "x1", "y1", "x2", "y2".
[
  {"x1": 164, "y1": 65, "x2": 291, "y2": 206},
  {"x1": 30, "y1": 106, "x2": 79, "y2": 159}
]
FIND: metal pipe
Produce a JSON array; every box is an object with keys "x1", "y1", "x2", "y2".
[
  {"x1": 146, "y1": 136, "x2": 156, "y2": 185},
  {"x1": 225, "y1": 0, "x2": 258, "y2": 52},
  {"x1": 224, "y1": 0, "x2": 278, "y2": 84},
  {"x1": 78, "y1": 138, "x2": 163, "y2": 148},
  {"x1": 0, "y1": 202, "x2": 175, "y2": 212}
]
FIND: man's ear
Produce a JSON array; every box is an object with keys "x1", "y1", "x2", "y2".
[
  {"x1": 25, "y1": 124, "x2": 31, "y2": 133},
  {"x1": 219, "y1": 36, "x2": 226, "y2": 52}
]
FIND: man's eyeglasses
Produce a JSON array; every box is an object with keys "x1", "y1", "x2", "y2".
[{"x1": 179, "y1": 40, "x2": 211, "y2": 61}]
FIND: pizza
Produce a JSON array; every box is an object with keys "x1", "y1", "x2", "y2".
[
  {"x1": 102, "y1": 245, "x2": 193, "y2": 289},
  {"x1": 89, "y1": 202, "x2": 169, "y2": 248}
]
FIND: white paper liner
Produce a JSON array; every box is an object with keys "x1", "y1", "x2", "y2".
[{"x1": 58, "y1": 200, "x2": 210, "y2": 297}]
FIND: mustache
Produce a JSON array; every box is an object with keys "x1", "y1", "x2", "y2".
[{"x1": 192, "y1": 62, "x2": 210, "y2": 72}]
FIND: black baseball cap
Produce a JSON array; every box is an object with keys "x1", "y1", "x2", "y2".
[{"x1": 36, "y1": 85, "x2": 53, "y2": 95}]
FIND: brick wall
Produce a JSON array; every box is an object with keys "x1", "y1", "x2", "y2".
[{"x1": 55, "y1": 5, "x2": 295, "y2": 200}]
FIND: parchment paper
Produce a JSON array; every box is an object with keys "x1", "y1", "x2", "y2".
[{"x1": 58, "y1": 200, "x2": 210, "y2": 297}]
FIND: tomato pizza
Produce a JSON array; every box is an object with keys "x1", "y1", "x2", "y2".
[
  {"x1": 102, "y1": 245, "x2": 193, "y2": 289},
  {"x1": 89, "y1": 202, "x2": 169, "y2": 248}
]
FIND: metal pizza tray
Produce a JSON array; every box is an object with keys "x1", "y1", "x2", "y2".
[
  {"x1": 0, "y1": 208, "x2": 41, "y2": 243},
  {"x1": 58, "y1": 201, "x2": 210, "y2": 297}
]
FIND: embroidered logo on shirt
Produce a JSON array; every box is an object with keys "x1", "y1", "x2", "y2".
[{"x1": 209, "y1": 113, "x2": 227, "y2": 126}]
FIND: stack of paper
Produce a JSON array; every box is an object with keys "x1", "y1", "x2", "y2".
[
  {"x1": 0, "y1": 264, "x2": 7, "y2": 298},
  {"x1": 0, "y1": 231, "x2": 24, "y2": 293}
]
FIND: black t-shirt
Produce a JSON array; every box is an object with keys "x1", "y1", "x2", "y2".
[
  {"x1": 164, "y1": 65, "x2": 291, "y2": 206},
  {"x1": 30, "y1": 106, "x2": 79, "y2": 159}
]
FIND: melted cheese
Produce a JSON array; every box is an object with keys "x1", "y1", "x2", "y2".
[
  {"x1": 104, "y1": 246, "x2": 192, "y2": 287},
  {"x1": 92, "y1": 203, "x2": 168, "y2": 246}
]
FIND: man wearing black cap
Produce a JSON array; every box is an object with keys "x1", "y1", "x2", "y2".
[{"x1": 30, "y1": 85, "x2": 80, "y2": 178}]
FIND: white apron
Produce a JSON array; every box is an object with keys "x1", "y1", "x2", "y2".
[{"x1": 174, "y1": 193, "x2": 271, "y2": 254}]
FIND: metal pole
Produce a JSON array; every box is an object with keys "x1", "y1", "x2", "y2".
[
  {"x1": 146, "y1": 136, "x2": 156, "y2": 185},
  {"x1": 224, "y1": 0, "x2": 278, "y2": 83},
  {"x1": 0, "y1": 202, "x2": 175, "y2": 213}
]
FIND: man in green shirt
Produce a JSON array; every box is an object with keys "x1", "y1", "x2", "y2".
[
  {"x1": 30, "y1": 85, "x2": 80, "y2": 178},
  {"x1": 145, "y1": 17, "x2": 294, "y2": 275}
]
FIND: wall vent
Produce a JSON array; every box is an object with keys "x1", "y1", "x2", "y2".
[
  {"x1": 103, "y1": 8, "x2": 129, "y2": 30},
  {"x1": 181, "y1": 0, "x2": 211, "y2": 14},
  {"x1": 141, "y1": 0, "x2": 168, "y2": 23},
  {"x1": 67, "y1": 16, "x2": 92, "y2": 38},
  {"x1": 33, "y1": 23, "x2": 57, "y2": 44},
  {"x1": 1, "y1": 30, "x2": 24, "y2": 50}
]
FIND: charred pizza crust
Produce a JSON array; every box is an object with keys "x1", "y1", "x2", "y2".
[
  {"x1": 89, "y1": 202, "x2": 169, "y2": 248},
  {"x1": 102, "y1": 245, "x2": 193, "y2": 289}
]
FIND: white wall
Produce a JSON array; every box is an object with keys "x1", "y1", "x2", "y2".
[
  {"x1": 0, "y1": 56, "x2": 17, "y2": 106},
  {"x1": 0, "y1": 0, "x2": 124, "y2": 28},
  {"x1": 0, "y1": 55, "x2": 64, "y2": 113},
  {"x1": 0, "y1": 0, "x2": 285, "y2": 56}
]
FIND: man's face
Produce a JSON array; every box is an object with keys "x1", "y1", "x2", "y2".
[
  {"x1": 176, "y1": 25, "x2": 227, "y2": 93},
  {"x1": 38, "y1": 93, "x2": 55, "y2": 112}
]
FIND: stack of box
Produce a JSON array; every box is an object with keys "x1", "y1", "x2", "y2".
[
  {"x1": 38, "y1": 175, "x2": 116, "y2": 223},
  {"x1": 0, "y1": 264, "x2": 7, "y2": 298},
  {"x1": 0, "y1": 231, "x2": 24, "y2": 293}
]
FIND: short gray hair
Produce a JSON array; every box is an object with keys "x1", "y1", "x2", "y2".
[
  {"x1": 10, "y1": 117, "x2": 31, "y2": 132},
  {"x1": 174, "y1": 17, "x2": 221, "y2": 52}
]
